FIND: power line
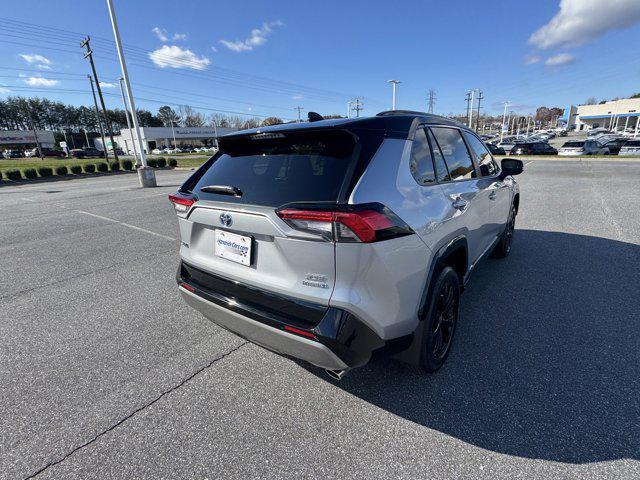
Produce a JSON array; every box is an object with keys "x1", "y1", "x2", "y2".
[{"x1": 351, "y1": 97, "x2": 364, "y2": 117}]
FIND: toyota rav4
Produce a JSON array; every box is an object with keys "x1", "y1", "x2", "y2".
[{"x1": 169, "y1": 111, "x2": 523, "y2": 379}]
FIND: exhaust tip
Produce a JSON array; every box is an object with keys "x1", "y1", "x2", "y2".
[{"x1": 325, "y1": 369, "x2": 349, "y2": 381}]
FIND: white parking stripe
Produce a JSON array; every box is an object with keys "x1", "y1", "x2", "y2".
[{"x1": 76, "y1": 210, "x2": 177, "y2": 241}]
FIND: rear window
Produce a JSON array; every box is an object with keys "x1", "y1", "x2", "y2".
[
  {"x1": 624, "y1": 140, "x2": 640, "y2": 147},
  {"x1": 563, "y1": 141, "x2": 584, "y2": 147},
  {"x1": 185, "y1": 129, "x2": 380, "y2": 207}
]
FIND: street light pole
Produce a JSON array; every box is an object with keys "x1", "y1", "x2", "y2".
[
  {"x1": 106, "y1": 0, "x2": 155, "y2": 187},
  {"x1": 388, "y1": 80, "x2": 401, "y2": 110},
  {"x1": 118, "y1": 77, "x2": 138, "y2": 164}
]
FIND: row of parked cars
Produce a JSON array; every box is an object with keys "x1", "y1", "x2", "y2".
[
  {"x1": 151, "y1": 146, "x2": 217, "y2": 155},
  {"x1": 483, "y1": 131, "x2": 639, "y2": 157},
  {"x1": 3, "y1": 148, "x2": 66, "y2": 159}
]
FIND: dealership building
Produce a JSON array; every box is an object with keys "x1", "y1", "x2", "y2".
[
  {"x1": 0, "y1": 130, "x2": 56, "y2": 150},
  {"x1": 112, "y1": 126, "x2": 237, "y2": 154},
  {"x1": 563, "y1": 98, "x2": 640, "y2": 132}
]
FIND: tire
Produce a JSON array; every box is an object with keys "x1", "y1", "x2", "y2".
[
  {"x1": 492, "y1": 204, "x2": 516, "y2": 258},
  {"x1": 419, "y1": 266, "x2": 460, "y2": 373}
]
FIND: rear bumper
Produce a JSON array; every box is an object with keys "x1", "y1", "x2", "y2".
[{"x1": 177, "y1": 261, "x2": 411, "y2": 370}]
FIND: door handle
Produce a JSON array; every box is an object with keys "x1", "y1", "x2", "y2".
[
  {"x1": 489, "y1": 191, "x2": 497, "y2": 200},
  {"x1": 451, "y1": 196, "x2": 469, "y2": 211}
]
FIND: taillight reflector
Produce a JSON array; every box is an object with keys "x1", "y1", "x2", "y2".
[
  {"x1": 284, "y1": 325, "x2": 317, "y2": 339},
  {"x1": 180, "y1": 282, "x2": 195, "y2": 292}
]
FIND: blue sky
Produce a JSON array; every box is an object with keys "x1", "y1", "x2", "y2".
[{"x1": 2, "y1": 0, "x2": 640, "y2": 120}]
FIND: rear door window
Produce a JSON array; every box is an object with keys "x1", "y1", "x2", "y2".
[
  {"x1": 430, "y1": 127, "x2": 476, "y2": 180},
  {"x1": 188, "y1": 130, "x2": 372, "y2": 207},
  {"x1": 427, "y1": 129, "x2": 451, "y2": 182}
]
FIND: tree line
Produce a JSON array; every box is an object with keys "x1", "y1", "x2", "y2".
[{"x1": 0, "y1": 96, "x2": 293, "y2": 134}]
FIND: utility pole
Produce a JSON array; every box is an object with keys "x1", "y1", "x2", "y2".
[
  {"x1": 88, "y1": 75, "x2": 108, "y2": 159},
  {"x1": 81, "y1": 36, "x2": 118, "y2": 162},
  {"x1": 352, "y1": 97, "x2": 364, "y2": 117},
  {"x1": 294, "y1": 106, "x2": 303, "y2": 123},
  {"x1": 83, "y1": 129, "x2": 90, "y2": 148},
  {"x1": 526, "y1": 115, "x2": 532, "y2": 136},
  {"x1": 21, "y1": 101, "x2": 43, "y2": 160},
  {"x1": 465, "y1": 91, "x2": 472, "y2": 127},
  {"x1": 347, "y1": 101, "x2": 353, "y2": 118},
  {"x1": 427, "y1": 89, "x2": 436, "y2": 114},
  {"x1": 118, "y1": 77, "x2": 138, "y2": 164},
  {"x1": 468, "y1": 89, "x2": 476, "y2": 128},
  {"x1": 475, "y1": 90, "x2": 483, "y2": 131},
  {"x1": 500, "y1": 101, "x2": 509, "y2": 142},
  {"x1": 106, "y1": 0, "x2": 154, "y2": 187},
  {"x1": 388, "y1": 80, "x2": 401, "y2": 110}
]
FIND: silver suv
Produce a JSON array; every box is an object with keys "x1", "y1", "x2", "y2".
[{"x1": 170, "y1": 111, "x2": 523, "y2": 378}]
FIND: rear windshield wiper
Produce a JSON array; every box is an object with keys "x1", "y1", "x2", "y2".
[{"x1": 199, "y1": 185, "x2": 243, "y2": 197}]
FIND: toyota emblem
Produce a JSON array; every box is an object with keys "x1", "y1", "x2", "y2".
[{"x1": 219, "y1": 212, "x2": 232, "y2": 227}]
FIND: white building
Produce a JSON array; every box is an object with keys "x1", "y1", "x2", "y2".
[
  {"x1": 112, "y1": 126, "x2": 237, "y2": 154},
  {"x1": 563, "y1": 98, "x2": 640, "y2": 132},
  {"x1": 0, "y1": 130, "x2": 56, "y2": 150}
]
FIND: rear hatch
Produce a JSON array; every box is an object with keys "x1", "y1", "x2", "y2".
[
  {"x1": 171, "y1": 127, "x2": 384, "y2": 311},
  {"x1": 620, "y1": 140, "x2": 640, "y2": 154},
  {"x1": 559, "y1": 141, "x2": 585, "y2": 154}
]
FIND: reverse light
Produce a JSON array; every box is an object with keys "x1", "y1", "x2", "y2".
[
  {"x1": 168, "y1": 192, "x2": 196, "y2": 217},
  {"x1": 277, "y1": 203, "x2": 412, "y2": 243}
]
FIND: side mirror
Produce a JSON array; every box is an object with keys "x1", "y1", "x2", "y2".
[{"x1": 499, "y1": 158, "x2": 523, "y2": 179}]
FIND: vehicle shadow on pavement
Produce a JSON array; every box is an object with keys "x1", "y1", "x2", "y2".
[{"x1": 307, "y1": 229, "x2": 640, "y2": 464}]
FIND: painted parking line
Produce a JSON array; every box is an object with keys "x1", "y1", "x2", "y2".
[{"x1": 76, "y1": 210, "x2": 177, "y2": 241}]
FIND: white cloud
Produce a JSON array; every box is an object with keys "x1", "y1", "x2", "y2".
[
  {"x1": 152, "y1": 27, "x2": 169, "y2": 42},
  {"x1": 529, "y1": 0, "x2": 640, "y2": 49},
  {"x1": 99, "y1": 81, "x2": 116, "y2": 88},
  {"x1": 219, "y1": 20, "x2": 284, "y2": 52},
  {"x1": 173, "y1": 33, "x2": 187, "y2": 41},
  {"x1": 523, "y1": 55, "x2": 540, "y2": 65},
  {"x1": 148, "y1": 45, "x2": 211, "y2": 70},
  {"x1": 19, "y1": 53, "x2": 53, "y2": 70},
  {"x1": 23, "y1": 76, "x2": 60, "y2": 87},
  {"x1": 292, "y1": 94, "x2": 303, "y2": 100},
  {"x1": 545, "y1": 52, "x2": 575, "y2": 66},
  {"x1": 211, "y1": 45, "x2": 218, "y2": 52},
  {"x1": 0, "y1": 85, "x2": 11, "y2": 94}
]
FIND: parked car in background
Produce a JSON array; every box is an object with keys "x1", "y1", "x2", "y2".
[
  {"x1": 39, "y1": 148, "x2": 65, "y2": 158},
  {"x1": 486, "y1": 143, "x2": 505, "y2": 155},
  {"x1": 70, "y1": 149, "x2": 86, "y2": 158},
  {"x1": 558, "y1": 130, "x2": 568, "y2": 137},
  {"x1": 82, "y1": 147, "x2": 105, "y2": 158},
  {"x1": 151, "y1": 148, "x2": 164, "y2": 155},
  {"x1": 588, "y1": 128, "x2": 610, "y2": 137},
  {"x1": 24, "y1": 148, "x2": 38, "y2": 157},
  {"x1": 510, "y1": 142, "x2": 557, "y2": 155},
  {"x1": 599, "y1": 138, "x2": 628, "y2": 155},
  {"x1": 558, "y1": 140, "x2": 609, "y2": 156},
  {"x1": 170, "y1": 111, "x2": 523, "y2": 377},
  {"x1": 3, "y1": 149, "x2": 24, "y2": 158},
  {"x1": 618, "y1": 139, "x2": 640, "y2": 156}
]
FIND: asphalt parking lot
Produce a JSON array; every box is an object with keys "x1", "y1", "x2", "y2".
[{"x1": 1, "y1": 160, "x2": 639, "y2": 480}]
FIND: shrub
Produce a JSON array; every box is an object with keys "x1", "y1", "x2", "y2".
[
  {"x1": 55, "y1": 166, "x2": 68, "y2": 176},
  {"x1": 156, "y1": 157, "x2": 167, "y2": 168},
  {"x1": 70, "y1": 165, "x2": 82, "y2": 174},
  {"x1": 24, "y1": 168, "x2": 38, "y2": 179},
  {"x1": 37, "y1": 167, "x2": 53, "y2": 177},
  {"x1": 5, "y1": 169, "x2": 22, "y2": 181},
  {"x1": 120, "y1": 159, "x2": 133, "y2": 170},
  {"x1": 147, "y1": 158, "x2": 158, "y2": 168},
  {"x1": 109, "y1": 161, "x2": 120, "y2": 171},
  {"x1": 96, "y1": 162, "x2": 108, "y2": 172},
  {"x1": 84, "y1": 164, "x2": 96, "y2": 173},
  {"x1": 168, "y1": 158, "x2": 177, "y2": 168}
]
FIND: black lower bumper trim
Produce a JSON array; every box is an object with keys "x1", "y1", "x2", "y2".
[{"x1": 177, "y1": 261, "x2": 412, "y2": 369}]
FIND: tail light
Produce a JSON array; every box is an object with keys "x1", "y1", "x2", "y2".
[
  {"x1": 168, "y1": 192, "x2": 196, "y2": 217},
  {"x1": 276, "y1": 203, "x2": 413, "y2": 243}
]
